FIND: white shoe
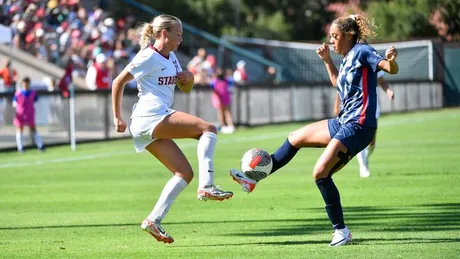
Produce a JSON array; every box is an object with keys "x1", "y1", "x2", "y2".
[
  {"x1": 197, "y1": 185, "x2": 233, "y2": 201},
  {"x1": 141, "y1": 219, "x2": 174, "y2": 244},
  {"x1": 221, "y1": 126, "x2": 235, "y2": 134},
  {"x1": 360, "y1": 168, "x2": 371, "y2": 178},
  {"x1": 230, "y1": 168, "x2": 257, "y2": 193},
  {"x1": 329, "y1": 227, "x2": 352, "y2": 247}
]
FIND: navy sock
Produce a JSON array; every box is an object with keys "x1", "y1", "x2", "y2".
[
  {"x1": 270, "y1": 139, "x2": 299, "y2": 174},
  {"x1": 315, "y1": 177, "x2": 345, "y2": 229}
]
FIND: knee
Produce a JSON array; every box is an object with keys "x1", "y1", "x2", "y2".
[
  {"x1": 176, "y1": 170, "x2": 194, "y2": 184},
  {"x1": 204, "y1": 123, "x2": 217, "y2": 134},
  {"x1": 287, "y1": 131, "x2": 301, "y2": 148},
  {"x1": 312, "y1": 164, "x2": 328, "y2": 180}
]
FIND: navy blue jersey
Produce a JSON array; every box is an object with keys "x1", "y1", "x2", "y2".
[{"x1": 336, "y1": 43, "x2": 384, "y2": 127}]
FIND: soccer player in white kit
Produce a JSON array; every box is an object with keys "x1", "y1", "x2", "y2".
[
  {"x1": 111, "y1": 14, "x2": 233, "y2": 244},
  {"x1": 334, "y1": 70, "x2": 394, "y2": 177}
]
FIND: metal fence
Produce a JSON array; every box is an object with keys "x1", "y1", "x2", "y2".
[{"x1": 0, "y1": 80, "x2": 442, "y2": 151}]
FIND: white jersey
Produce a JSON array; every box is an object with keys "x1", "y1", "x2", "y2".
[{"x1": 126, "y1": 46, "x2": 182, "y2": 117}]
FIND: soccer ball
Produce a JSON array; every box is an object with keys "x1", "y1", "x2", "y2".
[{"x1": 241, "y1": 148, "x2": 273, "y2": 181}]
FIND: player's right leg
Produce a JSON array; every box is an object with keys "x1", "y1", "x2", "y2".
[
  {"x1": 142, "y1": 139, "x2": 193, "y2": 243},
  {"x1": 230, "y1": 119, "x2": 331, "y2": 193},
  {"x1": 15, "y1": 126, "x2": 24, "y2": 152},
  {"x1": 153, "y1": 111, "x2": 233, "y2": 201}
]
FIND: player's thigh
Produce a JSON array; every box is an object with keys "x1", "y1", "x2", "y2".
[
  {"x1": 145, "y1": 139, "x2": 194, "y2": 183},
  {"x1": 154, "y1": 111, "x2": 216, "y2": 140},
  {"x1": 288, "y1": 119, "x2": 331, "y2": 148},
  {"x1": 313, "y1": 138, "x2": 352, "y2": 180}
]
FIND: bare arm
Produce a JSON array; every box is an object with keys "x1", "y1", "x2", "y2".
[
  {"x1": 333, "y1": 93, "x2": 340, "y2": 116},
  {"x1": 112, "y1": 70, "x2": 134, "y2": 133},
  {"x1": 316, "y1": 43, "x2": 339, "y2": 87},
  {"x1": 378, "y1": 46, "x2": 399, "y2": 75},
  {"x1": 378, "y1": 77, "x2": 394, "y2": 100}
]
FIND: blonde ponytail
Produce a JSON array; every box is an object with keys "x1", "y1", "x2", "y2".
[{"x1": 138, "y1": 22, "x2": 155, "y2": 50}]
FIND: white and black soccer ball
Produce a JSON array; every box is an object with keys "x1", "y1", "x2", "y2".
[{"x1": 241, "y1": 148, "x2": 273, "y2": 181}]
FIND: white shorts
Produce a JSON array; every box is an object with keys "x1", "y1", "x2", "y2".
[{"x1": 129, "y1": 109, "x2": 176, "y2": 153}]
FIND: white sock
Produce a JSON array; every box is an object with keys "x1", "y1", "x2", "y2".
[
  {"x1": 148, "y1": 175, "x2": 188, "y2": 223},
  {"x1": 16, "y1": 131, "x2": 23, "y2": 151},
  {"x1": 197, "y1": 132, "x2": 217, "y2": 188},
  {"x1": 34, "y1": 132, "x2": 43, "y2": 149},
  {"x1": 356, "y1": 147, "x2": 369, "y2": 171}
]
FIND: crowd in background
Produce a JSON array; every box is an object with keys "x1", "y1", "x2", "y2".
[
  {"x1": 0, "y1": 0, "x2": 280, "y2": 92},
  {"x1": 0, "y1": 0, "x2": 140, "y2": 90}
]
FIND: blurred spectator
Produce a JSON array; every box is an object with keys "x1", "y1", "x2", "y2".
[
  {"x1": 43, "y1": 76, "x2": 57, "y2": 92},
  {"x1": 0, "y1": 58, "x2": 18, "y2": 93},
  {"x1": 210, "y1": 68, "x2": 235, "y2": 134},
  {"x1": 224, "y1": 68, "x2": 235, "y2": 89},
  {"x1": 202, "y1": 54, "x2": 217, "y2": 78},
  {"x1": 85, "y1": 53, "x2": 111, "y2": 90},
  {"x1": 13, "y1": 77, "x2": 45, "y2": 152},
  {"x1": 264, "y1": 66, "x2": 277, "y2": 84},
  {"x1": 187, "y1": 47, "x2": 206, "y2": 75},
  {"x1": 233, "y1": 60, "x2": 248, "y2": 85}
]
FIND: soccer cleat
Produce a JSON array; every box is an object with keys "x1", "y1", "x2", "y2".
[
  {"x1": 141, "y1": 219, "x2": 174, "y2": 244},
  {"x1": 329, "y1": 227, "x2": 352, "y2": 247},
  {"x1": 230, "y1": 168, "x2": 257, "y2": 193},
  {"x1": 196, "y1": 185, "x2": 233, "y2": 201}
]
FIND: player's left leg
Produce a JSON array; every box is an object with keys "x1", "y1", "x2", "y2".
[
  {"x1": 15, "y1": 125, "x2": 24, "y2": 152},
  {"x1": 314, "y1": 123, "x2": 375, "y2": 246},
  {"x1": 154, "y1": 111, "x2": 233, "y2": 201},
  {"x1": 313, "y1": 139, "x2": 353, "y2": 246},
  {"x1": 30, "y1": 125, "x2": 44, "y2": 151}
]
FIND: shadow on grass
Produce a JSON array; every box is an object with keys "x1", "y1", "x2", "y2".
[
  {"x1": 1, "y1": 203, "x2": 459, "y2": 238},
  {"x1": 173, "y1": 237, "x2": 460, "y2": 248},
  {"x1": 227, "y1": 203, "x2": 460, "y2": 237}
]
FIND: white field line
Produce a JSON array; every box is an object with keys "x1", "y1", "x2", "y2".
[
  {"x1": 0, "y1": 132, "x2": 287, "y2": 169},
  {"x1": 1, "y1": 112, "x2": 458, "y2": 169}
]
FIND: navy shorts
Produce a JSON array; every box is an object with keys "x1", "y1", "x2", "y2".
[{"x1": 328, "y1": 118, "x2": 376, "y2": 156}]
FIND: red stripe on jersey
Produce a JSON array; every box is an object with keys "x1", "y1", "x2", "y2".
[
  {"x1": 150, "y1": 46, "x2": 170, "y2": 60},
  {"x1": 358, "y1": 67, "x2": 368, "y2": 125}
]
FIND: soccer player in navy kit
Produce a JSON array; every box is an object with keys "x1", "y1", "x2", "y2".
[{"x1": 231, "y1": 14, "x2": 399, "y2": 246}]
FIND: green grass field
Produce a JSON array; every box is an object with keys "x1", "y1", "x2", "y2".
[{"x1": 1, "y1": 109, "x2": 460, "y2": 259}]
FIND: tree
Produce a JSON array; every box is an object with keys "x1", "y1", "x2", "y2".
[
  {"x1": 366, "y1": 0, "x2": 438, "y2": 41},
  {"x1": 428, "y1": 0, "x2": 460, "y2": 41}
]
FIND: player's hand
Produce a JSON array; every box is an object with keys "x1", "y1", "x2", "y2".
[
  {"x1": 386, "y1": 89, "x2": 395, "y2": 100},
  {"x1": 316, "y1": 43, "x2": 331, "y2": 62},
  {"x1": 385, "y1": 46, "x2": 398, "y2": 62},
  {"x1": 114, "y1": 117, "x2": 127, "y2": 133},
  {"x1": 177, "y1": 71, "x2": 194, "y2": 83}
]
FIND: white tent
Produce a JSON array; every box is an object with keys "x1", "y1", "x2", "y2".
[{"x1": 0, "y1": 24, "x2": 12, "y2": 44}]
